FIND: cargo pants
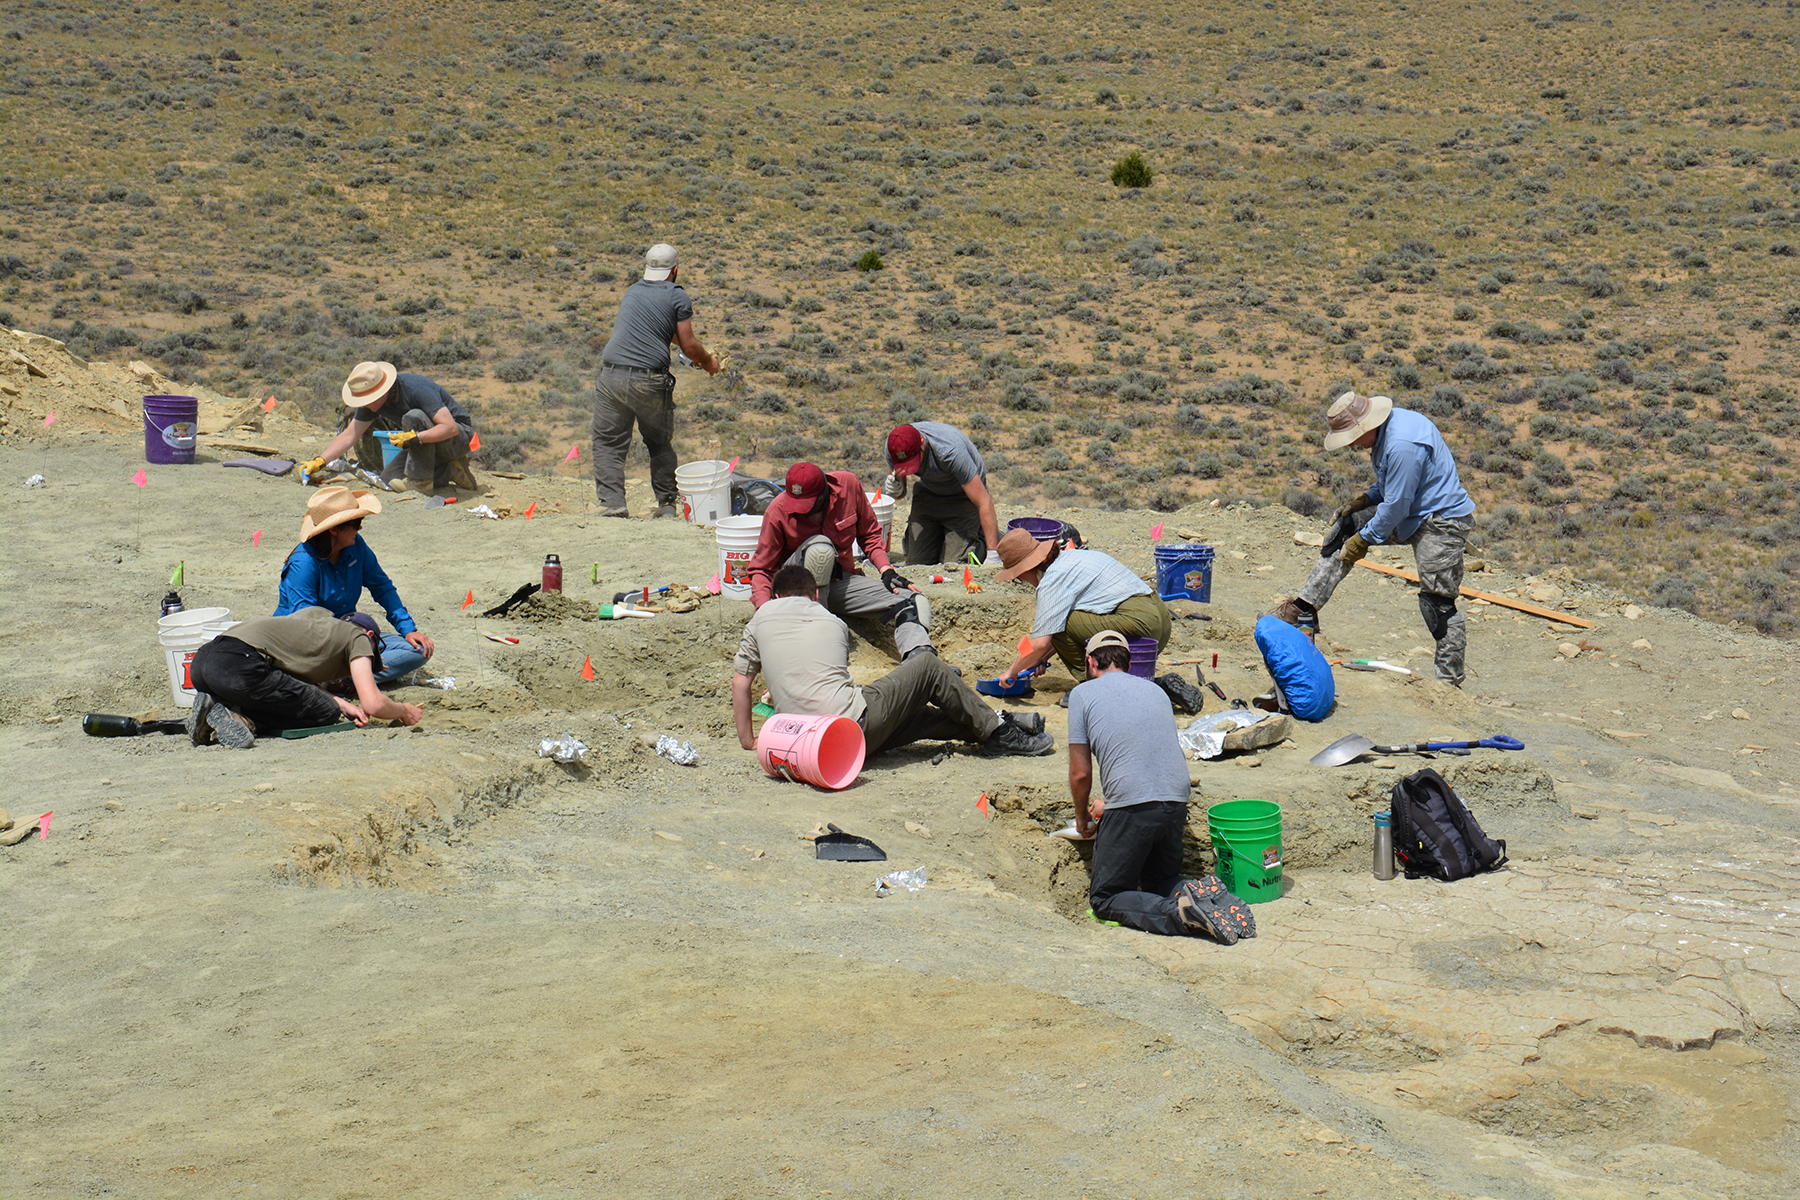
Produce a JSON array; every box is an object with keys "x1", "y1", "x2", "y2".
[{"x1": 1299, "y1": 511, "x2": 1475, "y2": 685}]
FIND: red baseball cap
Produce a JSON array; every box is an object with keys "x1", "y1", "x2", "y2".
[
  {"x1": 886, "y1": 424, "x2": 925, "y2": 475},
  {"x1": 784, "y1": 462, "x2": 827, "y2": 500}
]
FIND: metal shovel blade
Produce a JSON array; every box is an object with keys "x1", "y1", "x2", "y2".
[
  {"x1": 1310, "y1": 733, "x2": 1375, "y2": 767},
  {"x1": 814, "y1": 823, "x2": 887, "y2": 862}
]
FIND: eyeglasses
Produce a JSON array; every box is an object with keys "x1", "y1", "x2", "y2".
[{"x1": 343, "y1": 520, "x2": 363, "y2": 532}]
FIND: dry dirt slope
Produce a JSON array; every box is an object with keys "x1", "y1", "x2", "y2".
[{"x1": 1, "y1": 413, "x2": 1797, "y2": 1198}]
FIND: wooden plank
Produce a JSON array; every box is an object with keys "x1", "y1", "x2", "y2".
[{"x1": 1355, "y1": 559, "x2": 1596, "y2": 628}]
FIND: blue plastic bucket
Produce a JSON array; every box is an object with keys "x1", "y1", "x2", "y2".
[
  {"x1": 142, "y1": 394, "x2": 198, "y2": 465},
  {"x1": 1127, "y1": 636, "x2": 1158, "y2": 679},
  {"x1": 1154, "y1": 543, "x2": 1214, "y2": 603},
  {"x1": 378, "y1": 438, "x2": 403, "y2": 467}
]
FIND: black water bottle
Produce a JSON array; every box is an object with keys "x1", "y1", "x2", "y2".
[
  {"x1": 84, "y1": 714, "x2": 142, "y2": 737},
  {"x1": 160, "y1": 591, "x2": 184, "y2": 616}
]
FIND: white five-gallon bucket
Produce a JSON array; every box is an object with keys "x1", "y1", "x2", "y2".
[
  {"x1": 676, "y1": 459, "x2": 733, "y2": 527},
  {"x1": 156, "y1": 607, "x2": 234, "y2": 707},
  {"x1": 715, "y1": 515, "x2": 763, "y2": 600},
  {"x1": 852, "y1": 490, "x2": 897, "y2": 562}
]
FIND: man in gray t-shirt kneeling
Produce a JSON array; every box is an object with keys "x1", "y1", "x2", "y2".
[{"x1": 1068, "y1": 630, "x2": 1255, "y2": 944}]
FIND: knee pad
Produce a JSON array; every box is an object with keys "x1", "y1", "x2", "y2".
[
  {"x1": 911, "y1": 593, "x2": 932, "y2": 630},
  {"x1": 890, "y1": 596, "x2": 923, "y2": 630},
  {"x1": 1418, "y1": 592, "x2": 1457, "y2": 641}
]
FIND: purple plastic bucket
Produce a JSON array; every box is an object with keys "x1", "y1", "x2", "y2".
[
  {"x1": 1007, "y1": 516, "x2": 1067, "y2": 543},
  {"x1": 1127, "y1": 637, "x2": 1159, "y2": 679},
  {"x1": 143, "y1": 394, "x2": 199, "y2": 465}
]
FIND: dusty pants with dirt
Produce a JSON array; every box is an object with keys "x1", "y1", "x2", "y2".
[
  {"x1": 857, "y1": 653, "x2": 1000, "y2": 756},
  {"x1": 355, "y1": 410, "x2": 472, "y2": 486},
  {"x1": 591, "y1": 365, "x2": 677, "y2": 510},
  {"x1": 1299, "y1": 510, "x2": 1473, "y2": 684},
  {"x1": 902, "y1": 487, "x2": 985, "y2": 567},
  {"x1": 1048, "y1": 593, "x2": 1173, "y2": 677}
]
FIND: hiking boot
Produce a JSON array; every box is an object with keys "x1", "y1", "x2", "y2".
[
  {"x1": 1155, "y1": 672, "x2": 1207, "y2": 715},
  {"x1": 998, "y1": 709, "x2": 1045, "y2": 736},
  {"x1": 902, "y1": 644, "x2": 960, "y2": 675},
  {"x1": 442, "y1": 458, "x2": 479, "y2": 491},
  {"x1": 982, "y1": 720, "x2": 1054, "y2": 757},
  {"x1": 601, "y1": 506, "x2": 630, "y2": 518},
  {"x1": 1056, "y1": 692, "x2": 1070, "y2": 709},
  {"x1": 206, "y1": 704, "x2": 257, "y2": 750},
  {"x1": 802, "y1": 541, "x2": 837, "y2": 589},
  {"x1": 1176, "y1": 876, "x2": 1256, "y2": 945},
  {"x1": 1269, "y1": 597, "x2": 1320, "y2": 637},
  {"x1": 653, "y1": 504, "x2": 679, "y2": 519},
  {"x1": 187, "y1": 692, "x2": 216, "y2": 746}
]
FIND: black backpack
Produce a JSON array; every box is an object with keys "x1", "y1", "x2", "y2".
[{"x1": 1390, "y1": 768, "x2": 1507, "y2": 881}]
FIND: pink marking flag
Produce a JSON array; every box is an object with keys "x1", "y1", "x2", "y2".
[
  {"x1": 262, "y1": 395, "x2": 278, "y2": 413},
  {"x1": 38, "y1": 812, "x2": 52, "y2": 839},
  {"x1": 727, "y1": 456, "x2": 739, "y2": 473},
  {"x1": 131, "y1": 468, "x2": 147, "y2": 488},
  {"x1": 563, "y1": 445, "x2": 580, "y2": 462},
  {"x1": 524, "y1": 501, "x2": 537, "y2": 520},
  {"x1": 252, "y1": 529, "x2": 263, "y2": 547},
  {"x1": 1151, "y1": 522, "x2": 1164, "y2": 541},
  {"x1": 706, "y1": 572, "x2": 721, "y2": 595},
  {"x1": 44, "y1": 410, "x2": 55, "y2": 427}
]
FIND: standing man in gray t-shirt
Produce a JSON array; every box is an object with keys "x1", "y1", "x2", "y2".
[
  {"x1": 1068, "y1": 630, "x2": 1255, "y2": 944},
  {"x1": 884, "y1": 420, "x2": 1002, "y2": 567},
  {"x1": 592, "y1": 243, "x2": 722, "y2": 518}
]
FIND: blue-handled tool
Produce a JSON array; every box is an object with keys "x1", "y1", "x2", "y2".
[{"x1": 1311, "y1": 733, "x2": 1524, "y2": 767}]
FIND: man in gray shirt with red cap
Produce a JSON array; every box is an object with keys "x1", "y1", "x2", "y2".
[
  {"x1": 884, "y1": 421, "x2": 1002, "y2": 567},
  {"x1": 592, "y1": 242, "x2": 723, "y2": 518}
]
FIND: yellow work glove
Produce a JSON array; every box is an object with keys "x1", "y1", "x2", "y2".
[
  {"x1": 1339, "y1": 532, "x2": 1371, "y2": 566},
  {"x1": 387, "y1": 430, "x2": 418, "y2": 448},
  {"x1": 1333, "y1": 493, "x2": 1376, "y2": 524},
  {"x1": 299, "y1": 456, "x2": 326, "y2": 478}
]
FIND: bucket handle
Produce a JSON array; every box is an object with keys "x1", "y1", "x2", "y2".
[{"x1": 768, "y1": 752, "x2": 798, "y2": 784}]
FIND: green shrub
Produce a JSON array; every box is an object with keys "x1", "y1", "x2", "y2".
[
  {"x1": 855, "y1": 249, "x2": 885, "y2": 271},
  {"x1": 1110, "y1": 152, "x2": 1152, "y2": 189}
]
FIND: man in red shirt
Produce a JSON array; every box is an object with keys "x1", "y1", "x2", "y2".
[{"x1": 746, "y1": 463, "x2": 939, "y2": 663}]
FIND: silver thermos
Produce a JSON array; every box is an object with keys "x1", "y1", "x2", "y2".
[{"x1": 1373, "y1": 811, "x2": 1396, "y2": 880}]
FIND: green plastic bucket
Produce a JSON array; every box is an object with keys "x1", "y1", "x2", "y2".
[{"x1": 1207, "y1": 798, "x2": 1283, "y2": 904}]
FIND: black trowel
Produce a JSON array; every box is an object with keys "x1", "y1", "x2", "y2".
[{"x1": 814, "y1": 823, "x2": 887, "y2": 862}]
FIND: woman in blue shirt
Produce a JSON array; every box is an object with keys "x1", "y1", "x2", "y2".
[{"x1": 274, "y1": 487, "x2": 435, "y2": 686}]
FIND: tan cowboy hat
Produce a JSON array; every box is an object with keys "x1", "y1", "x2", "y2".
[
  {"x1": 1323, "y1": 390, "x2": 1394, "y2": 451},
  {"x1": 341, "y1": 361, "x2": 399, "y2": 408},
  {"x1": 300, "y1": 487, "x2": 383, "y2": 540},
  {"x1": 994, "y1": 527, "x2": 1057, "y2": 582}
]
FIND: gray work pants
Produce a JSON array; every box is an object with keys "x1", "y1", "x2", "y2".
[
  {"x1": 1299, "y1": 511, "x2": 1474, "y2": 685},
  {"x1": 857, "y1": 653, "x2": 1000, "y2": 756},
  {"x1": 902, "y1": 487, "x2": 985, "y2": 567},
  {"x1": 357, "y1": 410, "x2": 471, "y2": 486},
  {"x1": 790, "y1": 535, "x2": 933, "y2": 658},
  {"x1": 591, "y1": 365, "x2": 677, "y2": 510}
]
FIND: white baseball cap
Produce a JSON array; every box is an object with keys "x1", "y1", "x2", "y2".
[{"x1": 643, "y1": 243, "x2": 678, "y2": 281}]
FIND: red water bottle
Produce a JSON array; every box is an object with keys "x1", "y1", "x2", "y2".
[{"x1": 542, "y1": 554, "x2": 562, "y2": 593}]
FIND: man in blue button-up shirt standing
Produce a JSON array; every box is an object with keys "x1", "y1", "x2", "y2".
[{"x1": 1273, "y1": 392, "x2": 1477, "y2": 685}]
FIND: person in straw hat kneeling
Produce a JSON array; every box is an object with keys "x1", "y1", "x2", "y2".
[
  {"x1": 300, "y1": 361, "x2": 479, "y2": 494},
  {"x1": 273, "y1": 487, "x2": 436, "y2": 687},
  {"x1": 1269, "y1": 390, "x2": 1476, "y2": 685}
]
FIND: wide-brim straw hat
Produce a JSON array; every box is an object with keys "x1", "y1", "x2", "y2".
[
  {"x1": 1323, "y1": 390, "x2": 1394, "y2": 451},
  {"x1": 341, "y1": 360, "x2": 399, "y2": 408},
  {"x1": 300, "y1": 486, "x2": 383, "y2": 540},
  {"x1": 994, "y1": 526, "x2": 1057, "y2": 582}
]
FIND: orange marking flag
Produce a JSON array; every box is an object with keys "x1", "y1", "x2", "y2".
[
  {"x1": 580, "y1": 655, "x2": 595, "y2": 681},
  {"x1": 975, "y1": 792, "x2": 990, "y2": 818},
  {"x1": 263, "y1": 395, "x2": 278, "y2": 413},
  {"x1": 461, "y1": 589, "x2": 474, "y2": 610},
  {"x1": 469, "y1": 431, "x2": 481, "y2": 452},
  {"x1": 524, "y1": 501, "x2": 537, "y2": 520}
]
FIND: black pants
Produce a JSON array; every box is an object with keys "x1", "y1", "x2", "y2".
[
  {"x1": 1089, "y1": 801, "x2": 1190, "y2": 936},
  {"x1": 902, "y1": 487, "x2": 985, "y2": 567},
  {"x1": 188, "y1": 636, "x2": 341, "y2": 733}
]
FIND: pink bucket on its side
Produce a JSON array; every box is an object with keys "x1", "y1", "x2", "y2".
[{"x1": 755, "y1": 712, "x2": 866, "y2": 791}]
